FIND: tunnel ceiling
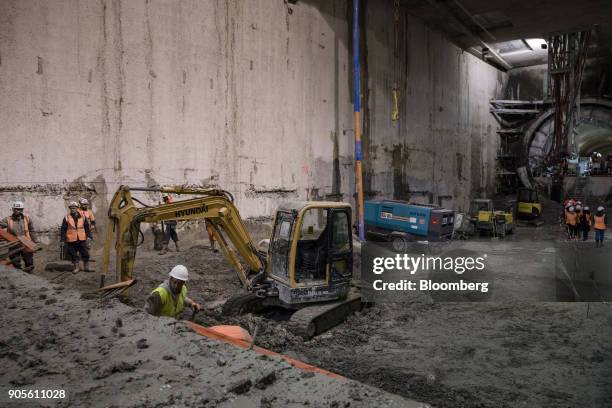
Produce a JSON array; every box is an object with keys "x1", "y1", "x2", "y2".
[{"x1": 400, "y1": 1, "x2": 612, "y2": 67}]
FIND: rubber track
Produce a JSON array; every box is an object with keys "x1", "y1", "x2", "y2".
[{"x1": 288, "y1": 292, "x2": 362, "y2": 339}]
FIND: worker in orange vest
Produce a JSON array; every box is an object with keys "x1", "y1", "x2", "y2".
[
  {"x1": 205, "y1": 219, "x2": 218, "y2": 253},
  {"x1": 78, "y1": 198, "x2": 96, "y2": 232},
  {"x1": 78, "y1": 198, "x2": 96, "y2": 251},
  {"x1": 575, "y1": 204, "x2": 583, "y2": 237},
  {"x1": 594, "y1": 206, "x2": 607, "y2": 248},
  {"x1": 61, "y1": 201, "x2": 93, "y2": 272},
  {"x1": 0, "y1": 201, "x2": 38, "y2": 272},
  {"x1": 566, "y1": 206, "x2": 578, "y2": 240},
  {"x1": 580, "y1": 206, "x2": 592, "y2": 241}
]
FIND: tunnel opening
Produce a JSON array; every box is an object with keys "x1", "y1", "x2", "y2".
[{"x1": 525, "y1": 99, "x2": 612, "y2": 177}]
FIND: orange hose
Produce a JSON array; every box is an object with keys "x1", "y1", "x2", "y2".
[{"x1": 187, "y1": 322, "x2": 344, "y2": 379}]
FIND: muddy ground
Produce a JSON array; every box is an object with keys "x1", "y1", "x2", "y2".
[
  {"x1": 24, "y1": 211, "x2": 612, "y2": 408},
  {"x1": 0, "y1": 266, "x2": 426, "y2": 408}
]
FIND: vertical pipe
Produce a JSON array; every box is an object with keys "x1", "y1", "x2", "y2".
[{"x1": 353, "y1": 0, "x2": 365, "y2": 241}]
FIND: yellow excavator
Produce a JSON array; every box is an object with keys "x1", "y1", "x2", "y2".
[{"x1": 101, "y1": 186, "x2": 360, "y2": 338}]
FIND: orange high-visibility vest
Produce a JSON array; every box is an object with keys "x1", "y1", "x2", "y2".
[
  {"x1": 65, "y1": 215, "x2": 87, "y2": 242},
  {"x1": 566, "y1": 212, "x2": 578, "y2": 226},
  {"x1": 594, "y1": 215, "x2": 606, "y2": 230},
  {"x1": 7, "y1": 215, "x2": 31, "y2": 240},
  {"x1": 79, "y1": 208, "x2": 95, "y2": 224}
]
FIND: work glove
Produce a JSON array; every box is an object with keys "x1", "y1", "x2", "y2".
[{"x1": 192, "y1": 302, "x2": 202, "y2": 312}]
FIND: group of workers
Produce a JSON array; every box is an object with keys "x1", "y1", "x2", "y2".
[
  {"x1": 1, "y1": 198, "x2": 95, "y2": 272},
  {"x1": 564, "y1": 199, "x2": 608, "y2": 246},
  {"x1": 2, "y1": 192, "x2": 217, "y2": 275}
]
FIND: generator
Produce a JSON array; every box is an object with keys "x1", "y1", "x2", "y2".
[{"x1": 364, "y1": 200, "x2": 454, "y2": 249}]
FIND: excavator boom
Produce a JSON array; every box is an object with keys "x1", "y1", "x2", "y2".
[{"x1": 101, "y1": 186, "x2": 264, "y2": 287}]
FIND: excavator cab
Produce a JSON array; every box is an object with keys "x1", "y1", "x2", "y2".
[{"x1": 268, "y1": 202, "x2": 353, "y2": 305}]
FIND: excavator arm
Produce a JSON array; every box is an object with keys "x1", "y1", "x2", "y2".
[{"x1": 100, "y1": 186, "x2": 265, "y2": 289}]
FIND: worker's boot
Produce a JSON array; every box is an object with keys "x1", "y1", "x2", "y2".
[
  {"x1": 174, "y1": 242, "x2": 180, "y2": 252},
  {"x1": 23, "y1": 265, "x2": 34, "y2": 273},
  {"x1": 158, "y1": 244, "x2": 168, "y2": 255},
  {"x1": 72, "y1": 261, "x2": 80, "y2": 273},
  {"x1": 83, "y1": 261, "x2": 95, "y2": 272},
  {"x1": 211, "y1": 241, "x2": 218, "y2": 253}
]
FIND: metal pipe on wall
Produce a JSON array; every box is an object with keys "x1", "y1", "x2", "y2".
[{"x1": 353, "y1": 0, "x2": 365, "y2": 242}]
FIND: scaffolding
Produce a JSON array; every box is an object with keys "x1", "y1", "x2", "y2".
[
  {"x1": 490, "y1": 100, "x2": 545, "y2": 193},
  {"x1": 546, "y1": 31, "x2": 591, "y2": 165}
]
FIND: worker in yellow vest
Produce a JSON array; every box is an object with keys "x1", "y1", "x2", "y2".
[
  {"x1": 145, "y1": 265, "x2": 202, "y2": 318},
  {"x1": 61, "y1": 201, "x2": 93, "y2": 272},
  {"x1": 594, "y1": 206, "x2": 607, "y2": 248},
  {"x1": 0, "y1": 201, "x2": 39, "y2": 272}
]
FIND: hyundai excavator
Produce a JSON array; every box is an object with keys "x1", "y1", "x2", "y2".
[{"x1": 101, "y1": 186, "x2": 361, "y2": 338}]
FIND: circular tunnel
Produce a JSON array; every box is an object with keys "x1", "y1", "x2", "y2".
[{"x1": 524, "y1": 99, "x2": 612, "y2": 175}]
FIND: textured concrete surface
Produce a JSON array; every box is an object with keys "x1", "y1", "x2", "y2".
[{"x1": 1, "y1": 0, "x2": 503, "y2": 234}]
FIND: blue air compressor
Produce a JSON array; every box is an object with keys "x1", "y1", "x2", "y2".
[{"x1": 364, "y1": 200, "x2": 455, "y2": 243}]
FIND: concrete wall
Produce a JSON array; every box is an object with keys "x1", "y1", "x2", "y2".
[
  {"x1": 0, "y1": 0, "x2": 504, "y2": 236},
  {"x1": 362, "y1": 4, "x2": 504, "y2": 211}
]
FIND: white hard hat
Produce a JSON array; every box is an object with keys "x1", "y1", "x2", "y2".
[
  {"x1": 597, "y1": 206, "x2": 605, "y2": 212},
  {"x1": 12, "y1": 201, "x2": 24, "y2": 209},
  {"x1": 79, "y1": 198, "x2": 89, "y2": 205},
  {"x1": 569, "y1": 206, "x2": 575, "y2": 211},
  {"x1": 584, "y1": 206, "x2": 590, "y2": 211},
  {"x1": 576, "y1": 205, "x2": 582, "y2": 210},
  {"x1": 161, "y1": 192, "x2": 169, "y2": 198},
  {"x1": 68, "y1": 201, "x2": 79, "y2": 208},
  {"x1": 169, "y1": 265, "x2": 188, "y2": 281}
]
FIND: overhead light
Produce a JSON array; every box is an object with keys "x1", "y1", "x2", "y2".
[{"x1": 525, "y1": 38, "x2": 547, "y2": 50}]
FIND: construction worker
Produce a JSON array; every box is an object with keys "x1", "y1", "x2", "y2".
[
  {"x1": 0, "y1": 201, "x2": 38, "y2": 272},
  {"x1": 575, "y1": 204, "x2": 583, "y2": 237},
  {"x1": 159, "y1": 193, "x2": 179, "y2": 254},
  {"x1": 61, "y1": 201, "x2": 93, "y2": 272},
  {"x1": 566, "y1": 206, "x2": 578, "y2": 240},
  {"x1": 205, "y1": 219, "x2": 218, "y2": 253},
  {"x1": 144, "y1": 265, "x2": 202, "y2": 318},
  {"x1": 580, "y1": 206, "x2": 592, "y2": 241},
  {"x1": 594, "y1": 206, "x2": 607, "y2": 248},
  {"x1": 78, "y1": 198, "x2": 96, "y2": 233}
]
